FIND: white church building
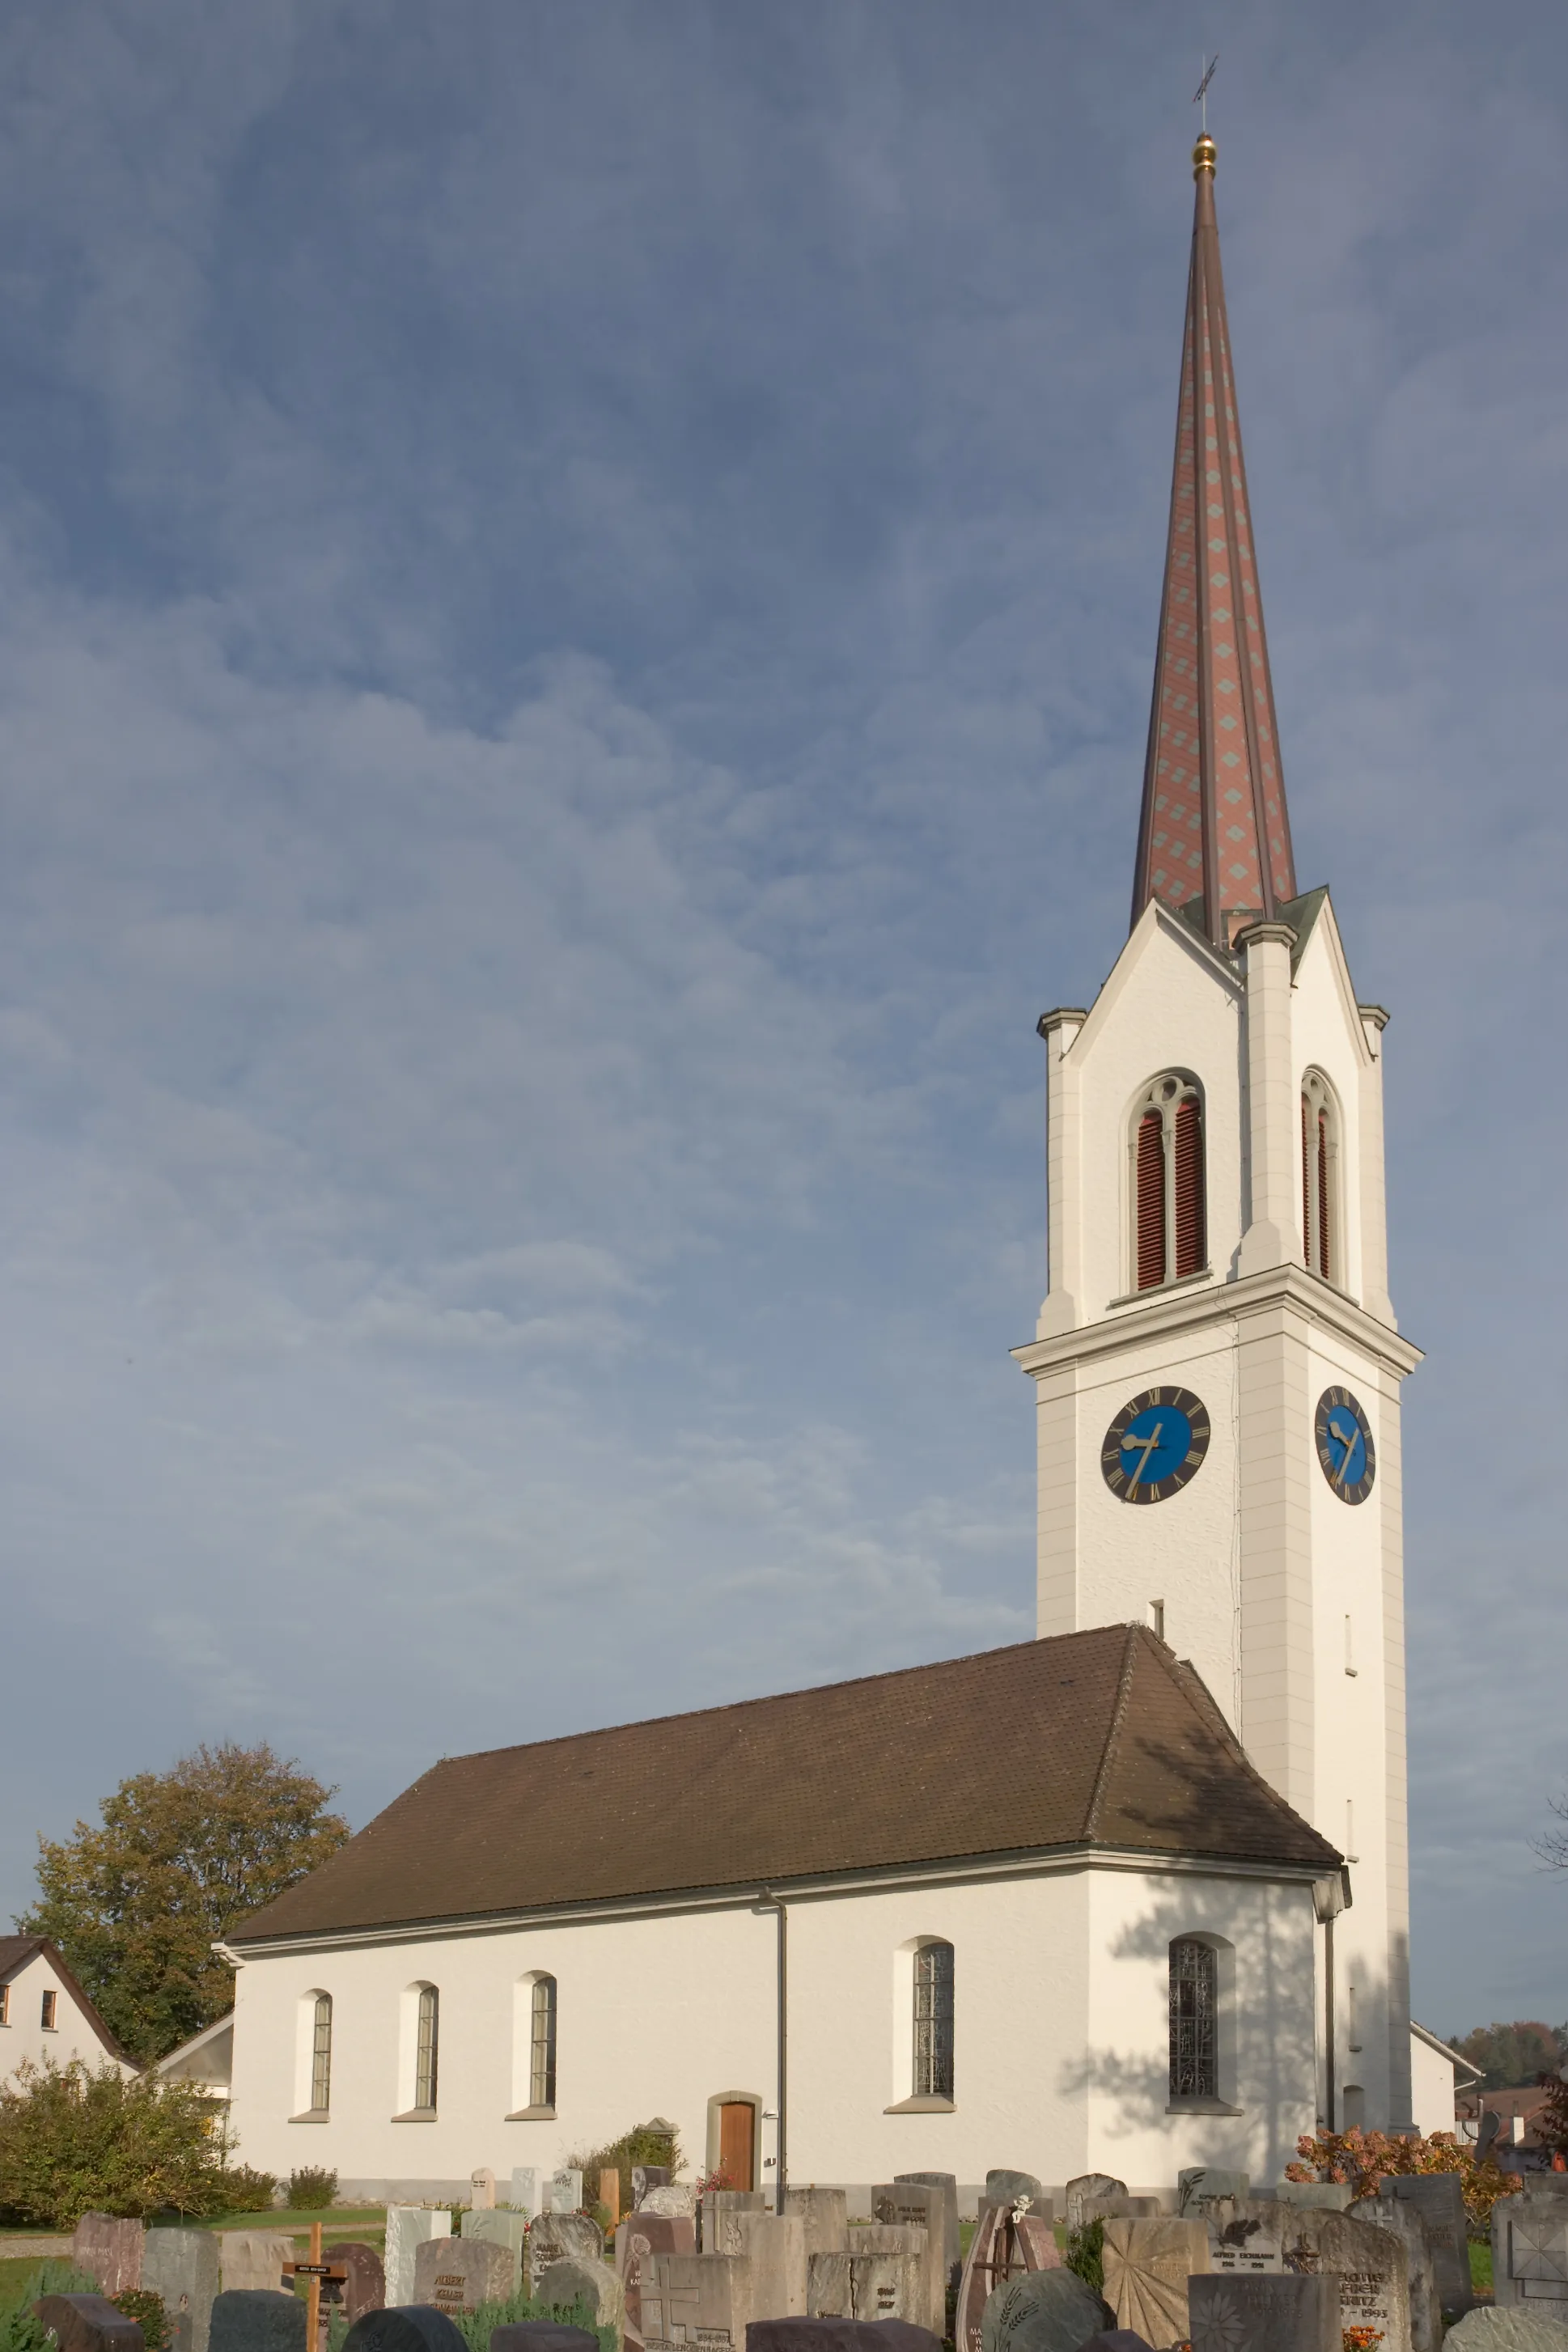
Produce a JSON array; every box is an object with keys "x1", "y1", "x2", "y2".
[{"x1": 225, "y1": 133, "x2": 1432, "y2": 2206}]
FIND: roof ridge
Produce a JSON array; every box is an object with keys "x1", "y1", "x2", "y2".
[{"x1": 1083, "y1": 1624, "x2": 1142, "y2": 1841}]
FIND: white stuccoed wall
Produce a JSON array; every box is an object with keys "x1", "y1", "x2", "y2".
[
  {"x1": 0, "y1": 1947, "x2": 135, "y2": 2083},
  {"x1": 1018, "y1": 890, "x2": 1421, "y2": 2132},
  {"x1": 227, "y1": 1863, "x2": 1318, "y2": 2197}
]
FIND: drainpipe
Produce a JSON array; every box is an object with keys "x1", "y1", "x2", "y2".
[
  {"x1": 1314, "y1": 1868, "x2": 1352, "y2": 2131},
  {"x1": 752, "y1": 1892, "x2": 787, "y2": 2214}
]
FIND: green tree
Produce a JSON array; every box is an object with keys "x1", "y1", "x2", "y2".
[
  {"x1": 1451, "y1": 2021, "x2": 1564, "y2": 2091},
  {"x1": 17, "y1": 1744, "x2": 349, "y2": 2063}
]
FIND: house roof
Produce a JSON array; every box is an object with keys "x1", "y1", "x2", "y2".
[
  {"x1": 0, "y1": 1935, "x2": 138, "y2": 2068},
  {"x1": 231, "y1": 1625, "x2": 1341, "y2": 1947},
  {"x1": 154, "y1": 2011, "x2": 235, "y2": 2079},
  {"x1": 1411, "y1": 2018, "x2": 1485, "y2": 2088}
]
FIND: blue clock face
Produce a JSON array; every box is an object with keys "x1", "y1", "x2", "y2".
[
  {"x1": 1315, "y1": 1387, "x2": 1375, "y2": 1504},
  {"x1": 1102, "y1": 1385, "x2": 1211, "y2": 1505}
]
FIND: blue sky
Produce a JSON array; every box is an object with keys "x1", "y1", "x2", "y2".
[{"x1": 2, "y1": 0, "x2": 1566, "y2": 2041}]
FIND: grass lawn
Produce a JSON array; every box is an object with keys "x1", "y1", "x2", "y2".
[
  {"x1": 193, "y1": 2208, "x2": 385, "y2": 2236},
  {"x1": 1470, "y1": 2238, "x2": 1494, "y2": 2296}
]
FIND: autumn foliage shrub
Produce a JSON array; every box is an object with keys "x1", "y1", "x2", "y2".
[
  {"x1": 1286, "y1": 2126, "x2": 1520, "y2": 2230},
  {"x1": 0, "y1": 2058, "x2": 273, "y2": 2228}
]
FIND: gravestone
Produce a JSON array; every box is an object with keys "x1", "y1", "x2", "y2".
[
  {"x1": 1189, "y1": 2274, "x2": 1341, "y2": 2352},
  {"x1": 725, "y1": 2215, "x2": 808, "y2": 2321},
  {"x1": 219, "y1": 2238, "x2": 295, "y2": 2295},
  {"x1": 872, "y1": 2188, "x2": 948, "y2": 2311},
  {"x1": 1066, "y1": 2180, "x2": 1127, "y2": 2232},
  {"x1": 852, "y1": 2230, "x2": 939, "y2": 2335},
  {"x1": 1447, "y1": 2313, "x2": 1568, "y2": 2352},
  {"x1": 956, "y1": 2198, "x2": 1062, "y2": 2352},
  {"x1": 702, "y1": 2194, "x2": 768, "y2": 2253},
  {"x1": 143, "y1": 2227, "x2": 222, "y2": 2352},
  {"x1": 1180, "y1": 2173, "x2": 1251, "y2": 2216},
  {"x1": 618, "y1": 2215, "x2": 699, "y2": 2348},
  {"x1": 533, "y1": 2257, "x2": 625, "y2": 2332},
  {"x1": 1101, "y1": 2217, "x2": 1209, "y2": 2344},
  {"x1": 747, "y1": 2326, "x2": 943, "y2": 2352},
  {"x1": 31, "y1": 2295, "x2": 144, "y2": 2352},
  {"x1": 328, "y1": 2245, "x2": 386, "y2": 2324},
  {"x1": 492, "y1": 2330, "x2": 599, "y2": 2352},
  {"x1": 895, "y1": 2176, "x2": 961, "y2": 2274},
  {"x1": 341, "y1": 2311, "x2": 467, "y2": 2352},
  {"x1": 640, "y1": 2189, "x2": 696, "y2": 2221},
  {"x1": 510, "y1": 2172, "x2": 540, "y2": 2221},
  {"x1": 632, "y1": 2169, "x2": 672, "y2": 2207},
  {"x1": 640, "y1": 2253, "x2": 754, "y2": 2352},
  {"x1": 208, "y1": 2291, "x2": 307, "y2": 2352},
  {"x1": 786, "y1": 2193, "x2": 849, "y2": 2262},
  {"x1": 73, "y1": 2216, "x2": 146, "y2": 2296},
  {"x1": 986, "y1": 2176, "x2": 1045, "y2": 2211},
  {"x1": 384, "y1": 2212, "x2": 453, "y2": 2309},
  {"x1": 980, "y1": 2268, "x2": 1112, "y2": 2352},
  {"x1": 1076, "y1": 2337, "x2": 1156, "y2": 2352},
  {"x1": 412, "y1": 2238, "x2": 517, "y2": 2315},
  {"x1": 1491, "y1": 2194, "x2": 1568, "y2": 2315},
  {"x1": 807, "y1": 2255, "x2": 922, "y2": 2327},
  {"x1": 1348, "y1": 2201, "x2": 1440, "y2": 2352},
  {"x1": 1081, "y1": 2200, "x2": 1159, "y2": 2228},
  {"x1": 548, "y1": 2172, "x2": 585, "y2": 2218},
  {"x1": 1385, "y1": 2177, "x2": 1472, "y2": 2320},
  {"x1": 528, "y1": 2214, "x2": 606, "y2": 2278},
  {"x1": 1274, "y1": 2188, "x2": 1353, "y2": 2213},
  {"x1": 460, "y1": 2212, "x2": 527, "y2": 2293},
  {"x1": 472, "y1": 2171, "x2": 498, "y2": 2211},
  {"x1": 1208, "y1": 2206, "x2": 1409, "y2": 2352}
]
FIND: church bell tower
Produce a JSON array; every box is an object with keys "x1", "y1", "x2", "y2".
[{"x1": 1012, "y1": 133, "x2": 1422, "y2": 2133}]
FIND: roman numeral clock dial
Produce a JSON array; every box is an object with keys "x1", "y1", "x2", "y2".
[
  {"x1": 1315, "y1": 1386, "x2": 1376, "y2": 1504},
  {"x1": 1101, "y1": 1385, "x2": 1210, "y2": 1505}
]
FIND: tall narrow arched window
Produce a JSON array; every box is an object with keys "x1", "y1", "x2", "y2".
[
  {"x1": 1301, "y1": 1070, "x2": 1337, "y2": 1281},
  {"x1": 1169, "y1": 1938, "x2": 1217, "y2": 2099},
  {"x1": 311, "y1": 1993, "x2": 333, "y2": 2113},
  {"x1": 414, "y1": 1984, "x2": 439, "y2": 2112},
  {"x1": 530, "y1": 1975, "x2": 557, "y2": 2109},
  {"x1": 1131, "y1": 1075, "x2": 1206, "y2": 1290},
  {"x1": 913, "y1": 1940, "x2": 954, "y2": 2100}
]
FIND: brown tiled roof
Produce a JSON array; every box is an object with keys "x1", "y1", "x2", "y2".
[
  {"x1": 232, "y1": 1625, "x2": 1340, "y2": 1945},
  {"x1": 0, "y1": 1933, "x2": 139, "y2": 2067}
]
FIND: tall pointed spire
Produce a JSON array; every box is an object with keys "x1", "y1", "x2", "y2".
[{"x1": 1131, "y1": 134, "x2": 1296, "y2": 947}]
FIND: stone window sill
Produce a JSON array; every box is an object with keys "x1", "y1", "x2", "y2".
[
  {"x1": 1108, "y1": 1265, "x2": 1214, "y2": 1312},
  {"x1": 289, "y1": 2109, "x2": 330, "y2": 2124},
  {"x1": 1166, "y1": 2094, "x2": 1244, "y2": 2116},
  {"x1": 884, "y1": 2096, "x2": 956, "y2": 2114},
  {"x1": 391, "y1": 2107, "x2": 439, "y2": 2123},
  {"x1": 505, "y1": 2105, "x2": 557, "y2": 2121}
]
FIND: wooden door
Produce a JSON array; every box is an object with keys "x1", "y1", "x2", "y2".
[{"x1": 718, "y1": 2100, "x2": 755, "y2": 2190}]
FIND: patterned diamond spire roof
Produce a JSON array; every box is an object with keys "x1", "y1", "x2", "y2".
[{"x1": 1131, "y1": 135, "x2": 1296, "y2": 946}]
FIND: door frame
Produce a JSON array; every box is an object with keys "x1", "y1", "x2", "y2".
[{"x1": 705, "y1": 2088, "x2": 762, "y2": 2189}]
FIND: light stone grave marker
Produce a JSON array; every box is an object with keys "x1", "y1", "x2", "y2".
[
  {"x1": 701, "y1": 2193, "x2": 765, "y2": 2254},
  {"x1": 383, "y1": 2210, "x2": 451, "y2": 2309},
  {"x1": 143, "y1": 2227, "x2": 222, "y2": 2352},
  {"x1": 218, "y1": 2238, "x2": 295, "y2": 2295},
  {"x1": 1447, "y1": 2312, "x2": 1568, "y2": 2352},
  {"x1": 806, "y1": 2253, "x2": 921, "y2": 2327},
  {"x1": 471, "y1": 2170, "x2": 497, "y2": 2211},
  {"x1": 1491, "y1": 2195, "x2": 1568, "y2": 2313},
  {"x1": 510, "y1": 2171, "x2": 539, "y2": 2221},
  {"x1": 1209, "y1": 2205, "x2": 1410, "y2": 2352},
  {"x1": 986, "y1": 2175, "x2": 1045, "y2": 2210},
  {"x1": 640, "y1": 2252, "x2": 754, "y2": 2351},
  {"x1": 872, "y1": 2187, "x2": 948, "y2": 2313},
  {"x1": 412, "y1": 2235, "x2": 516, "y2": 2314},
  {"x1": 853, "y1": 2228, "x2": 938, "y2": 2334},
  {"x1": 548, "y1": 2172, "x2": 585, "y2": 2217},
  {"x1": 723, "y1": 2214, "x2": 807, "y2": 2320},
  {"x1": 1180, "y1": 2173, "x2": 1251, "y2": 2216},
  {"x1": 529, "y1": 2213, "x2": 605, "y2": 2278},
  {"x1": 459, "y1": 2209, "x2": 525, "y2": 2293},
  {"x1": 1274, "y1": 2188, "x2": 1352, "y2": 2213},
  {"x1": 1386, "y1": 2179, "x2": 1471, "y2": 2323},
  {"x1": 784, "y1": 2193, "x2": 847, "y2": 2262},
  {"x1": 1349, "y1": 2200, "x2": 1439, "y2": 2352},
  {"x1": 1066, "y1": 2180, "x2": 1126, "y2": 2232},
  {"x1": 72, "y1": 2217, "x2": 146, "y2": 2297},
  {"x1": 1101, "y1": 2215, "x2": 1210, "y2": 2344},
  {"x1": 895, "y1": 2175, "x2": 961, "y2": 2274},
  {"x1": 641, "y1": 2189, "x2": 696, "y2": 2220},
  {"x1": 1189, "y1": 2274, "x2": 1341, "y2": 2352}
]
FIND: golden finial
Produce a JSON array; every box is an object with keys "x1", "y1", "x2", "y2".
[{"x1": 1193, "y1": 132, "x2": 1217, "y2": 179}]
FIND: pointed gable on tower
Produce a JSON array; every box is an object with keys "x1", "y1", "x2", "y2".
[{"x1": 1132, "y1": 133, "x2": 1296, "y2": 948}]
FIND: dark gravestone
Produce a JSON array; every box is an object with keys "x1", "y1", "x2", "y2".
[
  {"x1": 343, "y1": 2312, "x2": 468, "y2": 2352},
  {"x1": 748, "y1": 2326, "x2": 942, "y2": 2352},
  {"x1": 142, "y1": 2229, "x2": 222, "y2": 2352},
  {"x1": 1077, "y1": 2337, "x2": 1155, "y2": 2352},
  {"x1": 894, "y1": 2177, "x2": 960, "y2": 2276},
  {"x1": 208, "y1": 2291, "x2": 307, "y2": 2352},
  {"x1": 1386, "y1": 2176, "x2": 1473, "y2": 2321},
  {"x1": 633, "y1": 2170, "x2": 672, "y2": 2207},
  {"x1": 1189, "y1": 2275, "x2": 1341, "y2": 2352},
  {"x1": 327, "y1": 2247, "x2": 386, "y2": 2324},
  {"x1": 981, "y1": 2269, "x2": 1112, "y2": 2352},
  {"x1": 1064, "y1": 2181, "x2": 1125, "y2": 2233},
  {"x1": 32, "y1": 2295, "x2": 145, "y2": 2352},
  {"x1": 490, "y1": 2330, "x2": 599, "y2": 2352}
]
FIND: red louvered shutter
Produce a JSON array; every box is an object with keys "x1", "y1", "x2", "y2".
[
  {"x1": 1136, "y1": 1110, "x2": 1166, "y2": 1290},
  {"x1": 1172, "y1": 1094, "x2": 1205, "y2": 1278},
  {"x1": 1317, "y1": 1110, "x2": 1331, "y2": 1282},
  {"x1": 1302, "y1": 1099, "x2": 1313, "y2": 1269}
]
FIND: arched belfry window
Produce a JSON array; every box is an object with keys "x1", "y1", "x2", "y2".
[
  {"x1": 1301, "y1": 1070, "x2": 1337, "y2": 1282},
  {"x1": 414, "y1": 1984, "x2": 439, "y2": 2112},
  {"x1": 311, "y1": 1993, "x2": 333, "y2": 2113},
  {"x1": 913, "y1": 1940, "x2": 954, "y2": 2100},
  {"x1": 1169, "y1": 1938, "x2": 1217, "y2": 2099},
  {"x1": 530, "y1": 1975, "x2": 557, "y2": 2109},
  {"x1": 1131, "y1": 1075, "x2": 1206, "y2": 1291}
]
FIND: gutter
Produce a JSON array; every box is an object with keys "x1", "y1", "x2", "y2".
[{"x1": 751, "y1": 1892, "x2": 787, "y2": 2215}]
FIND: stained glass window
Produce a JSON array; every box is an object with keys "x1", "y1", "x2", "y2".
[
  {"x1": 414, "y1": 1985, "x2": 439, "y2": 2111},
  {"x1": 913, "y1": 1941, "x2": 954, "y2": 2100},
  {"x1": 1169, "y1": 1939, "x2": 1217, "y2": 2098},
  {"x1": 311, "y1": 1993, "x2": 333, "y2": 2113},
  {"x1": 530, "y1": 1975, "x2": 557, "y2": 2108}
]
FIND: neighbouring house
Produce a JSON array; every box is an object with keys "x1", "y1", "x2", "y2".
[
  {"x1": 1458, "y1": 2081, "x2": 1562, "y2": 2149},
  {"x1": 1410, "y1": 2020, "x2": 1483, "y2": 2137},
  {"x1": 155, "y1": 2011, "x2": 235, "y2": 2110},
  {"x1": 0, "y1": 1935, "x2": 138, "y2": 2083}
]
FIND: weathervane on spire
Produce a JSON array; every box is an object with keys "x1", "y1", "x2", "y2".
[{"x1": 1193, "y1": 53, "x2": 1218, "y2": 132}]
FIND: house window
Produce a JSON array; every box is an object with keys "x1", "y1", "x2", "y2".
[
  {"x1": 1131, "y1": 1075, "x2": 1206, "y2": 1290},
  {"x1": 530, "y1": 1976, "x2": 557, "y2": 2109},
  {"x1": 1169, "y1": 1939, "x2": 1217, "y2": 2099},
  {"x1": 1301, "y1": 1070, "x2": 1337, "y2": 1280},
  {"x1": 40, "y1": 1990, "x2": 57, "y2": 2031},
  {"x1": 311, "y1": 1994, "x2": 333, "y2": 2112},
  {"x1": 413, "y1": 1985, "x2": 439, "y2": 2112},
  {"x1": 913, "y1": 1941, "x2": 954, "y2": 2100},
  {"x1": 0, "y1": 1985, "x2": 9, "y2": 2026}
]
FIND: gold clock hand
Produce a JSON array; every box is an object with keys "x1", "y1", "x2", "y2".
[
  {"x1": 1329, "y1": 1416, "x2": 1360, "y2": 1482},
  {"x1": 1128, "y1": 1422, "x2": 1163, "y2": 1485}
]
